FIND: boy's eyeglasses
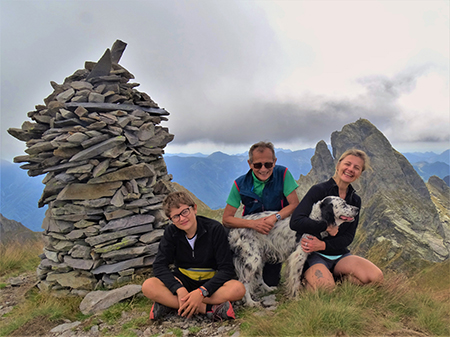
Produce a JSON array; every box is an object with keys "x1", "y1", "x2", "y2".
[
  {"x1": 170, "y1": 206, "x2": 192, "y2": 222},
  {"x1": 252, "y1": 162, "x2": 274, "y2": 169}
]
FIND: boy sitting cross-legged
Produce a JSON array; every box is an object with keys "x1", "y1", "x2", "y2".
[{"x1": 142, "y1": 191, "x2": 245, "y2": 321}]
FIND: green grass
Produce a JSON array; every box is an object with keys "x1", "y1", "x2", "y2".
[
  {"x1": 100, "y1": 295, "x2": 150, "y2": 325},
  {"x1": 0, "y1": 288, "x2": 82, "y2": 336},
  {"x1": 239, "y1": 266, "x2": 450, "y2": 337},
  {"x1": 1, "y1": 239, "x2": 449, "y2": 337},
  {"x1": 0, "y1": 240, "x2": 43, "y2": 277},
  {"x1": 188, "y1": 326, "x2": 202, "y2": 334},
  {"x1": 168, "y1": 327, "x2": 183, "y2": 337}
]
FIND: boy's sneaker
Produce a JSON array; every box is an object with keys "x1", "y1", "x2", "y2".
[
  {"x1": 206, "y1": 301, "x2": 235, "y2": 321},
  {"x1": 149, "y1": 302, "x2": 172, "y2": 320}
]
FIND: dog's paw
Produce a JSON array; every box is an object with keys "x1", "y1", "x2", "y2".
[
  {"x1": 244, "y1": 298, "x2": 261, "y2": 307},
  {"x1": 260, "y1": 283, "x2": 277, "y2": 293}
]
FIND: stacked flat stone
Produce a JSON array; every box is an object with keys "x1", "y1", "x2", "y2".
[{"x1": 7, "y1": 41, "x2": 175, "y2": 295}]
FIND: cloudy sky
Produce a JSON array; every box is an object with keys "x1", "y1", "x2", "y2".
[{"x1": 1, "y1": 0, "x2": 449, "y2": 161}]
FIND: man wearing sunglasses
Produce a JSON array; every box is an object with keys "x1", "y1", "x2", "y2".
[{"x1": 222, "y1": 141, "x2": 299, "y2": 287}]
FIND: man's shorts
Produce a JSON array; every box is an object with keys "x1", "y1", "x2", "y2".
[{"x1": 304, "y1": 252, "x2": 352, "y2": 273}]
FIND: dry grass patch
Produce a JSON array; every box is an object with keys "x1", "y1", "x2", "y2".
[{"x1": 0, "y1": 240, "x2": 43, "y2": 278}]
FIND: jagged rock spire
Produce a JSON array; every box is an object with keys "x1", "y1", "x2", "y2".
[{"x1": 298, "y1": 119, "x2": 448, "y2": 269}]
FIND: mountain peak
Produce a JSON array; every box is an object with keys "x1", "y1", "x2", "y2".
[
  {"x1": 298, "y1": 119, "x2": 448, "y2": 269},
  {"x1": 0, "y1": 213, "x2": 41, "y2": 244}
]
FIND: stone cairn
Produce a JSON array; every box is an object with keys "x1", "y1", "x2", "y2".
[{"x1": 7, "y1": 40, "x2": 175, "y2": 295}]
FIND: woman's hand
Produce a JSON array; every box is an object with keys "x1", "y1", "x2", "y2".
[
  {"x1": 301, "y1": 235, "x2": 325, "y2": 253},
  {"x1": 178, "y1": 289, "x2": 204, "y2": 318},
  {"x1": 326, "y1": 225, "x2": 339, "y2": 236}
]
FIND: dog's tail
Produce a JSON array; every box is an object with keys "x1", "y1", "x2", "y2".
[{"x1": 283, "y1": 245, "x2": 306, "y2": 298}]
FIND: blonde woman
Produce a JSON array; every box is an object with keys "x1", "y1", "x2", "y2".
[{"x1": 290, "y1": 149, "x2": 383, "y2": 291}]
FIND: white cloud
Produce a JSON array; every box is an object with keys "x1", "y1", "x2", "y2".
[{"x1": 1, "y1": 0, "x2": 449, "y2": 160}]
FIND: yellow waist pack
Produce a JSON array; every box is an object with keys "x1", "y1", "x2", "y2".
[{"x1": 178, "y1": 268, "x2": 216, "y2": 281}]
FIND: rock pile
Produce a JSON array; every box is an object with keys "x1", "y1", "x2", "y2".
[{"x1": 7, "y1": 40, "x2": 175, "y2": 295}]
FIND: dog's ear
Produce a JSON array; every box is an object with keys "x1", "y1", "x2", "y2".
[{"x1": 320, "y1": 197, "x2": 335, "y2": 225}]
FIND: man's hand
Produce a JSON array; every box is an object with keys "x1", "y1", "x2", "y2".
[
  {"x1": 252, "y1": 218, "x2": 274, "y2": 235},
  {"x1": 178, "y1": 289, "x2": 204, "y2": 318}
]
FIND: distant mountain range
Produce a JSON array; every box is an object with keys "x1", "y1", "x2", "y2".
[
  {"x1": 164, "y1": 148, "x2": 315, "y2": 210},
  {"x1": 1, "y1": 160, "x2": 47, "y2": 232},
  {"x1": 164, "y1": 148, "x2": 448, "y2": 210},
  {"x1": 0, "y1": 148, "x2": 448, "y2": 231},
  {"x1": 402, "y1": 150, "x2": 449, "y2": 165}
]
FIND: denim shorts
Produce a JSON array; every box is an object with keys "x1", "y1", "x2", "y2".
[{"x1": 304, "y1": 252, "x2": 351, "y2": 273}]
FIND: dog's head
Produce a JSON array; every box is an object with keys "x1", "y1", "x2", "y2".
[{"x1": 319, "y1": 196, "x2": 359, "y2": 227}]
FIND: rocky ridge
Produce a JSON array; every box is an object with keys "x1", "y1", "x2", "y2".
[
  {"x1": 7, "y1": 40, "x2": 175, "y2": 295},
  {"x1": 0, "y1": 213, "x2": 41, "y2": 244},
  {"x1": 297, "y1": 119, "x2": 449, "y2": 269},
  {"x1": 427, "y1": 175, "x2": 450, "y2": 249}
]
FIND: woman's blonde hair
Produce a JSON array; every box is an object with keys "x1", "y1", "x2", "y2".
[{"x1": 336, "y1": 149, "x2": 371, "y2": 172}]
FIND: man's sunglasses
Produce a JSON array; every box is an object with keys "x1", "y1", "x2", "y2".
[{"x1": 252, "y1": 162, "x2": 274, "y2": 169}]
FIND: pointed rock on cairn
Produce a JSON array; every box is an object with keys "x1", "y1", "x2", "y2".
[{"x1": 8, "y1": 40, "x2": 175, "y2": 295}]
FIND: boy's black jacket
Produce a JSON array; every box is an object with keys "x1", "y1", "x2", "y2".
[{"x1": 153, "y1": 215, "x2": 236, "y2": 296}]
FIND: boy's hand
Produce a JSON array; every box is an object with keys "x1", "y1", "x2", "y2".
[
  {"x1": 178, "y1": 289, "x2": 204, "y2": 318},
  {"x1": 176, "y1": 287, "x2": 189, "y2": 311}
]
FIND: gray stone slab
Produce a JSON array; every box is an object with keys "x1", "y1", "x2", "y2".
[
  {"x1": 57, "y1": 181, "x2": 122, "y2": 200},
  {"x1": 92, "y1": 255, "x2": 155, "y2": 275},
  {"x1": 79, "y1": 284, "x2": 142, "y2": 315},
  {"x1": 69, "y1": 245, "x2": 91, "y2": 259},
  {"x1": 85, "y1": 224, "x2": 153, "y2": 246},
  {"x1": 101, "y1": 243, "x2": 159, "y2": 261},
  {"x1": 65, "y1": 102, "x2": 169, "y2": 115},
  {"x1": 139, "y1": 229, "x2": 164, "y2": 244},
  {"x1": 50, "y1": 321, "x2": 82, "y2": 333},
  {"x1": 86, "y1": 48, "x2": 112, "y2": 80},
  {"x1": 88, "y1": 163, "x2": 155, "y2": 184},
  {"x1": 42, "y1": 160, "x2": 89, "y2": 173},
  {"x1": 94, "y1": 236, "x2": 138, "y2": 254},
  {"x1": 101, "y1": 214, "x2": 155, "y2": 232},
  {"x1": 69, "y1": 136, "x2": 126, "y2": 162},
  {"x1": 47, "y1": 271, "x2": 96, "y2": 289},
  {"x1": 64, "y1": 256, "x2": 94, "y2": 270}
]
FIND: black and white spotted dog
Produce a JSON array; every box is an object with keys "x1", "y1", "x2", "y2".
[{"x1": 228, "y1": 196, "x2": 359, "y2": 306}]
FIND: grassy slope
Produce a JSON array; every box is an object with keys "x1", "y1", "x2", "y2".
[
  {"x1": 1, "y1": 183, "x2": 448, "y2": 336},
  {"x1": 0, "y1": 238, "x2": 448, "y2": 337}
]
